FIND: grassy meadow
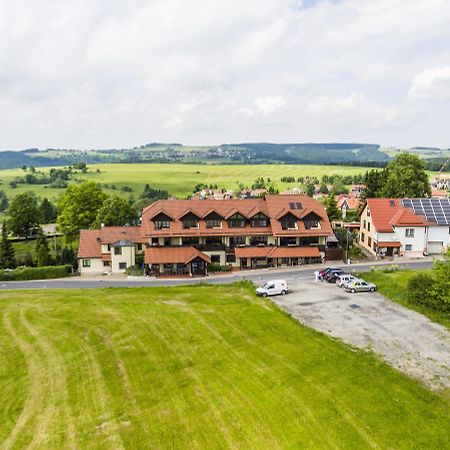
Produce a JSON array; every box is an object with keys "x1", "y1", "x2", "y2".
[
  {"x1": 0, "y1": 163, "x2": 370, "y2": 202},
  {"x1": 0, "y1": 283, "x2": 449, "y2": 449}
]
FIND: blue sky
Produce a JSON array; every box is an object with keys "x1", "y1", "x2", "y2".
[{"x1": 0, "y1": 0, "x2": 449, "y2": 149}]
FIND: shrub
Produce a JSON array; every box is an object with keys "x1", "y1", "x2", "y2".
[
  {"x1": 208, "y1": 263, "x2": 232, "y2": 273},
  {"x1": 407, "y1": 272, "x2": 436, "y2": 308},
  {"x1": 0, "y1": 265, "x2": 72, "y2": 281},
  {"x1": 126, "y1": 265, "x2": 144, "y2": 276}
]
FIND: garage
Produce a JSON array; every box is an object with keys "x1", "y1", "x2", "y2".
[{"x1": 428, "y1": 241, "x2": 443, "y2": 254}]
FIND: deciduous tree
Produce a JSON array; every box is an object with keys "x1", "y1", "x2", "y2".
[
  {"x1": 57, "y1": 182, "x2": 107, "y2": 241},
  {"x1": 8, "y1": 192, "x2": 40, "y2": 238}
]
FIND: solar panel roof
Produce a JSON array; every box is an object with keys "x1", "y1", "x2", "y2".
[{"x1": 402, "y1": 198, "x2": 450, "y2": 225}]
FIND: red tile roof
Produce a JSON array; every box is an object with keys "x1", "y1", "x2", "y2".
[
  {"x1": 142, "y1": 196, "x2": 332, "y2": 238},
  {"x1": 78, "y1": 230, "x2": 101, "y2": 258},
  {"x1": 145, "y1": 247, "x2": 211, "y2": 264},
  {"x1": 235, "y1": 247, "x2": 273, "y2": 258},
  {"x1": 389, "y1": 208, "x2": 427, "y2": 227},
  {"x1": 100, "y1": 226, "x2": 146, "y2": 243},
  {"x1": 265, "y1": 195, "x2": 332, "y2": 236},
  {"x1": 366, "y1": 199, "x2": 428, "y2": 232},
  {"x1": 337, "y1": 196, "x2": 360, "y2": 210}
]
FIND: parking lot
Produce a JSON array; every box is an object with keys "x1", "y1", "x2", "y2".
[{"x1": 269, "y1": 277, "x2": 450, "y2": 390}]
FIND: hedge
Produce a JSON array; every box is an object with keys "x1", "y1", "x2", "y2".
[{"x1": 0, "y1": 265, "x2": 72, "y2": 281}]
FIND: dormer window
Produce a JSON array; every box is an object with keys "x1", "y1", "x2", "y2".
[
  {"x1": 153, "y1": 213, "x2": 171, "y2": 230},
  {"x1": 229, "y1": 213, "x2": 245, "y2": 228},
  {"x1": 182, "y1": 212, "x2": 200, "y2": 229},
  {"x1": 251, "y1": 212, "x2": 269, "y2": 227},
  {"x1": 280, "y1": 214, "x2": 297, "y2": 230},
  {"x1": 303, "y1": 213, "x2": 321, "y2": 230},
  {"x1": 205, "y1": 212, "x2": 222, "y2": 229}
]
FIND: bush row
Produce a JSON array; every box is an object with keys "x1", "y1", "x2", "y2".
[
  {"x1": 0, "y1": 265, "x2": 72, "y2": 281},
  {"x1": 208, "y1": 263, "x2": 233, "y2": 273}
]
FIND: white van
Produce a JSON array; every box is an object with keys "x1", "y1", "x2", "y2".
[{"x1": 256, "y1": 280, "x2": 288, "y2": 297}]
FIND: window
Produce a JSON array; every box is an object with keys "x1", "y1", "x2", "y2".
[
  {"x1": 229, "y1": 213, "x2": 245, "y2": 228},
  {"x1": 405, "y1": 228, "x2": 415, "y2": 238},
  {"x1": 206, "y1": 218, "x2": 221, "y2": 228},
  {"x1": 211, "y1": 255, "x2": 220, "y2": 263},
  {"x1": 280, "y1": 215, "x2": 297, "y2": 230},
  {"x1": 107, "y1": 244, "x2": 111, "y2": 251},
  {"x1": 251, "y1": 213, "x2": 268, "y2": 227},
  {"x1": 137, "y1": 243, "x2": 142, "y2": 251},
  {"x1": 367, "y1": 209, "x2": 371, "y2": 217},
  {"x1": 304, "y1": 219, "x2": 319, "y2": 230},
  {"x1": 114, "y1": 247, "x2": 122, "y2": 255},
  {"x1": 205, "y1": 236, "x2": 223, "y2": 245},
  {"x1": 363, "y1": 220, "x2": 366, "y2": 229},
  {"x1": 155, "y1": 219, "x2": 170, "y2": 230},
  {"x1": 367, "y1": 222, "x2": 371, "y2": 232},
  {"x1": 151, "y1": 237, "x2": 159, "y2": 245},
  {"x1": 405, "y1": 244, "x2": 412, "y2": 251},
  {"x1": 103, "y1": 261, "x2": 110, "y2": 267},
  {"x1": 226, "y1": 253, "x2": 236, "y2": 263},
  {"x1": 300, "y1": 236, "x2": 319, "y2": 245},
  {"x1": 182, "y1": 213, "x2": 199, "y2": 229},
  {"x1": 119, "y1": 262, "x2": 127, "y2": 270},
  {"x1": 182, "y1": 236, "x2": 199, "y2": 245},
  {"x1": 280, "y1": 237, "x2": 297, "y2": 246},
  {"x1": 361, "y1": 233, "x2": 365, "y2": 243},
  {"x1": 250, "y1": 235, "x2": 268, "y2": 245},
  {"x1": 82, "y1": 259, "x2": 91, "y2": 268},
  {"x1": 368, "y1": 237, "x2": 372, "y2": 247},
  {"x1": 229, "y1": 236, "x2": 246, "y2": 247}
]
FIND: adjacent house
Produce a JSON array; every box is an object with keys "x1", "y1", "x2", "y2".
[
  {"x1": 359, "y1": 198, "x2": 450, "y2": 257},
  {"x1": 78, "y1": 195, "x2": 333, "y2": 275},
  {"x1": 336, "y1": 195, "x2": 360, "y2": 219},
  {"x1": 78, "y1": 226, "x2": 146, "y2": 274}
]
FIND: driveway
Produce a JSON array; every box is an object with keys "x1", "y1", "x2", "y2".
[{"x1": 269, "y1": 279, "x2": 450, "y2": 390}]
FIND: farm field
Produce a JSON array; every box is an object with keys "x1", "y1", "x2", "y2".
[
  {"x1": 0, "y1": 163, "x2": 371, "y2": 202},
  {"x1": 0, "y1": 283, "x2": 449, "y2": 449}
]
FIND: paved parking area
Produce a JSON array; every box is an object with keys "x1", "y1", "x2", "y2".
[{"x1": 269, "y1": 278, "x2": 450, "y2": 390}]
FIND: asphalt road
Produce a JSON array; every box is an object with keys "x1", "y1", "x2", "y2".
[{"x1": 0, "y1": 260, "x2": 434, "y2": 290}]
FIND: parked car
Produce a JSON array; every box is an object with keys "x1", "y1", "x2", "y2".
[
  {"x1": 344, "y1": 280, "x2": 377, "y2": 293},
  {"x1": 336, "y1": 274, "x2": 358, "y2": 287},
  {"x1": 318, "y1": 267, "x2": 341, "y2": 280},
  {"x1": 324, "y1": 269, "x2": 344, "y2": 283},
  {"x1": 256, "y1": 279, "x2": 288, "y2": 297},
  {"x1": 325, "y1": 269, "x2": 345, "y2": 283}
]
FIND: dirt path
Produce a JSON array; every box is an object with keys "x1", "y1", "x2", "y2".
[{"x1": 270, "y1": 279, "x2": 450, "y2": 390}]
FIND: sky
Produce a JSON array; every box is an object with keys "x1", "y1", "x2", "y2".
[{"x1": 0, "y1": 0, "x2": 449, "y2": 150}]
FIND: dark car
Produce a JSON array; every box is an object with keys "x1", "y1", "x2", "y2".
[
  {"x1": 324, "y1": 269, "x2": 344, "y2": 282},
  {"x1": 318, "y1": 267, "x2": 340, "y2": 280},
  {"x1": 326, "y1": 271, "x2": 347, "y2": 283}
]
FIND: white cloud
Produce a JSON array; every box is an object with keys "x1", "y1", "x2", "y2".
[
  {"x1": 254, "y1": 96, "x2": 287, "y2": 117},
  {"x1": 409, "y1": 66, "x2": 450, "y2": 101},
  {"x1": 0, "y1": 0, "x2": 449, "y2": 148}
]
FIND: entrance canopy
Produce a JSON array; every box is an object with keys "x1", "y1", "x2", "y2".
[
  {"x1": 145, "y1": 247, "x2": 211, "y2": 265},
  {"x1": 377, "y1": 241, "x2": 401, "y2": 248},
  {"x1": 235, "y1": 246, "x2": 320, "y2": 259}
]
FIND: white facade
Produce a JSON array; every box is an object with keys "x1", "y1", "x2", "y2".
[
  {"x1": 426, "y1": 225, "x2": 450, "y2": 254},
  {"x1": 79, "y1": 257, "x2": 107, "y2": 275}
]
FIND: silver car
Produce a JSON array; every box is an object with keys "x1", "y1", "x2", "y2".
[{"x1": 344, "y1": 279, "x2": 377, "y2": 293}]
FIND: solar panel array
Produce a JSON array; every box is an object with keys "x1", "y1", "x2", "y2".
[{"x1": 402, "y1": 198, "x2": 450, "y2": 225}]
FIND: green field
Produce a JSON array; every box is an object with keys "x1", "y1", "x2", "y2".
[
  {"x1": 0, "y1": 163, "x2": 370, "y2": 202},
  {"x1": 0, "y1": 283, "x2": 449, "y2": 448},
  {"x1": 362, "y1": 269, "x2": 450, "y2": 330}
]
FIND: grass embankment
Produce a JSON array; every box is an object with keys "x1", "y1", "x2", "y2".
[
  {"x1": 0, "y1": 283, "x2": 449, "y2": 449},
  {"x1": 362, "y1": 270, "x2": 450, "y2": 330}
]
